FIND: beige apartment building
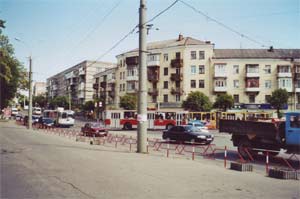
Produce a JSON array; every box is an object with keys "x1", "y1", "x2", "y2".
[
  {"x1": 47, "y1": 60, "x2": 115, "y2": 106},
  {"x1": 110, "y1": 35, "x2": 300, "y2": 111},
  {"x1": 93, "y1": 67, "x2": 117, "y2": 109},
  {"x1": 33, "y1": 82, "x2": 46, "y2": 96}
]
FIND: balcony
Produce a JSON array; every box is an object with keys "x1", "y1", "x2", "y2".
[
  {"x1": 296, "y1": 103, "x2": 300, "y2": 110},
  {"x1": 159, "y1": 102, "x2": 181, "y2": 108},
  {"x1": 126, "y1": 56, "x2": 138, "y2": 65},
  {"x1": 170, "y1": 59, "x2": 183, "y2": 68},
  {"x1": 79, "y1": 82, "x2": 84, "y2": 90},
  {"x1": 148, "y1": 74, "x2": 159, "y2": 82},
  {"x1": 100, "y1": 82, "x2": 107, "y2": 88},
  {"x1": 126, "y1": 75, "x2": 139, "y2": 81},
  {"x1": 148, "y1": 88, "x2": 158, "y2": 96},
  {"x1": 108, "y1": 91, "x2": 115, "y2": 97},
  {"x1": 52, "y1": 85, "x2": 58, "y2": 90},
  {"x1": 278, "y1": 72, "x2": 292, "y2": 78},
  {"x1": 295, "y1": 88, "x2": 300, "y2": 93},
  {"x1": 170, "y1": 73, "x2": 183, "y2": 81},
  {"x1": 246, "y1": 64, "x2": 259, "y2": 77},
  {"x1": 147, "y1": 59, "x2": 160, "y2": 67},
  {"x1": 78, "y1": 91, "x2": 84, "y2": 99},
  {"x1": 278, "y1": 86, "x2": 292, "y2": 92},
  {"x1": 93, "y1": 83, "x2": 99, "y2": 90},
  {"x1": 127, "y1": 88, "x2": 138, "y2": 94},
  {"x1": 214, "y1": 71, "x2": 227, "y2": 78},
  {"x1": 214, "y1": 86, "x2": 227, "y2": 92},
  {"x1": 171, "y1": 88, "x2": 184, "y2": 95},
  {"x1": 294, "y1": 73, "x2": 300, "y2": 80},
  {"x1": 245, "y1": 87, "x2": 260, "y2": 92}
]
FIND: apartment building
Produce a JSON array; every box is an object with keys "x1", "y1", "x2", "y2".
[
  {"x1": 47, "y1": 60, "x2": 115, "y2": 105},
  {"x1": 115, "y1": 34, "x2": 214, "y2": 109},
  {"x1": 93, "y1": 67, "x2": 117, "y2": 109},
  {"x1": 33, "y1": 82, "x2": 46, "y2": 96}
]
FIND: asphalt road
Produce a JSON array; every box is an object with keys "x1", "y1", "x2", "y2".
[{"x1": 1, "y1": 120, "x2": 300, "y2": 199}]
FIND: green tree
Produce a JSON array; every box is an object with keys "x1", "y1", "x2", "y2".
[
  {"x1": 0, "y1": 20, "x2": 28, "y2": 109},
  {"x1": 268, "y1": 88, "x2": 289, "y2": 118},
  {"x1": 83, "y1": 100, "x2": 95, "y2": 112},
  {"x1": 213, "y1": 94, "x2": 234, "y2": 111},
  {"x1": 120, "y1": 94, "x2": 137, "y2": 110},
  {"x1": 33, "y1": 95, "x2": 47, "y2": 108},
  {"x1": 48, "y1": 96, "x2": 69, "y2": 109},
  {"x1": 182, "y1": 91, "x2": 212, "y2": 111}
]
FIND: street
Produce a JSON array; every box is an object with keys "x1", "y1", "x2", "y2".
[{"x1": 1, "y1": 120, "x2": 300, "y2": 199}]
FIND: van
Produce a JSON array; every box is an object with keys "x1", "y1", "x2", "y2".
[{"x1": 33, "y1": 107, "x2": 42, "y2": 115}]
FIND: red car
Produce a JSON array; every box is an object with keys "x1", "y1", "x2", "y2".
[{"x1": 81, "y1": 122, "x2": 108, "y2": 137}]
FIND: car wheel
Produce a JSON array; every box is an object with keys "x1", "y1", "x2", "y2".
[{"x1": 123, "y1": 123, "x2": 132, "y2": 130}]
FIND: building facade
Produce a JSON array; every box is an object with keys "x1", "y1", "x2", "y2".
[
  {"x1": 47, "y1": 60, "x2": 115, "y2": 106},
  {"x1": 33, "y1": 82, "x2": 46, "y2": 96},
  {"x1": 111, "y1": 35, "x2": 300, "y2": 111}
]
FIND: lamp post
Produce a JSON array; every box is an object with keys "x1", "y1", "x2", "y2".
[{"x1": 15, "y1": 38, "x2": 33, "y2": 130}]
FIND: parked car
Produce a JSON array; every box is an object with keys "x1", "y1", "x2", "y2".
[
  {"x1": 42, "y1": 117, "x2": 54, "y2": 127},
  {"x1": 81, "y1": 122, "x2": 108, "y2": 137},
  {"x1": 162, "y1": 125, "x2": 214, "y2": 144},
  {"x1": 15, "y1": 113, "x2": 23, "y2": 121},
  {"x1": 187, "y1": 120, "x2": 209, "y2": 132},
  {"x1": 23, "y1": 115, "x2": 40, "y2": 125},
  {"x1": 11, "y1": 107, "x2": 18, "y2": 117},
  {"x1": 33, "y1": 107, "x2": 42, "y2": 115}
]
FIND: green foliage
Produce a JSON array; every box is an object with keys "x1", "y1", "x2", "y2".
[
  {"x1": 213, "y1": 94, "x2": 234, "y2": 111},
  {"x1": 48, "y1": 96, "x2": 69, "y2": 109},
  {"x1": 83, "y1": 101, "x2": 95, "y2": 112},
  {"x1": 268, "y1": 88, "x2": 289, "y2": 118},
  {"x1": 120, "y1": 94, "x2": 137, "y2": 110},
  {"x1": 33, "y1": 95, "x2": 47, "y2": 108},
  {"x1": 182, "y1": 91, "x2": 212, "y2": 111},
  {"x1": 0, "y1": 20, "x2": 28, "y2": 109}
]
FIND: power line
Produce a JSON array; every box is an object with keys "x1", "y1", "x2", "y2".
[
  {"x1": 85, "y1": 0, "x2": 180, "y2": 69},
  {"x1": 179, "y1": 0, "x2": 268, "y2": 48}
]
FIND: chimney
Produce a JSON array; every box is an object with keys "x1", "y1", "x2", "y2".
[
  {"x1": 178, "y1": 34, "x2": 183, "y2": 41},
  {"x1": 205, "y1": 41, "x2": 211, "y2": 44},
  {"x1": 268, "y1": 46, "x2": 274, "y2": 52}
]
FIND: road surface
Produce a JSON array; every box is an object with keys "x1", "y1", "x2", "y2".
[{"x1": 1, "y1": 120, "x2": 299, "y2": 199}]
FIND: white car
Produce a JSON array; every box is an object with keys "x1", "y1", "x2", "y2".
[
  {"x1": 33, "y1": 107, "x2": 42, "y2": 115},
  {"x1": 11, "y1": 108, "x2": 19, "y2": 116}
]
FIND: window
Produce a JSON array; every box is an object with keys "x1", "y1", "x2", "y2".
[
  {"x1": 233, "y1": 95, "x2": 239, "y2": 103},
  {"x1": 279, "y1": 78, "x2": 292, "y2": 88},
  {"x1": 163, "y1": 94, "x2": 168, "y2": 102},
  {"x1": 249, "y1": 94, "x2": 255, "y2": 103},
  {"x1": 175, "y1": 94, "x2": 180, "y2": 102},
  {"x1": 191, "y1": 51, "x2": 196, "y2": 59},
  {"x1": 264, "y1": 65, "x2": 271, "y2": 74},
  {"x1": 191, "y1": 80, "x2": 196, "y2": 88},
  {"x1": 215, "y1": 80, "x2": 226, "y2": 87},
  {"x1": 296, "y1": 65, "x2": 300, "y2": 73},
  {"x1": 164, "y1": 68, "x2": 168, "y2": 76},
  {"x1": 120, "y1": 72, "x2": 122, "y2": 80},
  {"x1": 233, "y1": 65, "x2": 239, "y2": 74},
  {"x1": 215, "y1": 64, "x2": 226, "y2": 75},
  {"x1": 199, "y1": 65, "x2": 205, "y2": 74},
  {"x1": 119, "y1": 84, "x2": 122, "y2": 91},
  {"x1": 191, "y1": 65, "x2": 196, "y2": 74},
  {"x1": 163, "y1": 53, "x2": 168, "y2": 61},
  {"x1": 163, "y1": 81, "x2": 168, "y2": 89},
  {"x1": 175, "y1": 52, "x2": 181, "y2": 59},
  {"x1": 233, "y1": 80, "x2": 239, "y2": 88},
  {"x1": 265, "y1": 80, "x2": 271, "y2": 89},
  {"x1": 265, "y1": 95, "x2": 271, "y2": 103},
  {"x1": 278, "y1": 65, "x2": 291, "y2": 73},
  {"x1": 123, "y1": 84, "x2": 126, "y2": 91},
  {"x1": 199, "y1": 80, "x2": 205, "y2": 88},
  {"x1": 199, "y1": 51, "x2": 205, "y2": 59},
  {"x1": 246, "y1": 64, "x2": 259, "y2": 73}
]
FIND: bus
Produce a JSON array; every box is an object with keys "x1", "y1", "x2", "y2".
[
  {"x1": 43, "y1": 109, "x2": 75, "y2": 127},
  {"x1": 104, "y1": 109, "x2": 188, "y2": 130}
]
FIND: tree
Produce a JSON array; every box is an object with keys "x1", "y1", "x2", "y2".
[
  {"x1": 268, "y1": 88, "x2": 289, "y2": 118},
  {"x1": 0, "y1": 20, "x2": 28, "y2": 109},
  {"x1": 83, "y1": 101, "x2": 95, "y2": 112},
  {"x1": 182, "y1": 91, "x2": 212, "y2": 111},
  {"x1": 33, "y1": 95, "x2": 47, "y2": 108},
  {"x1": 213, "y1": 94, "x2": 234, "y2": 111},
  {"x1": 120, "y1": 94, "x2": 137, "y2": 110},
  {"x1": 48, "y1": 96, "x2": 69, "y2": 109}
]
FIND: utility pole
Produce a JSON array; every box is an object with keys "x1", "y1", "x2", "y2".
[
  {"x1": 69, "y1": 89, "x2": 71, "y2": 110},
  {"x1": 28, "y1": 56, "x2": 33, "y2": 129},
  {"x1": 137, "y1": 0, "x2": 147, "y2": 153}
]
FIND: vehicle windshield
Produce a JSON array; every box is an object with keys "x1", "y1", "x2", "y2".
[
  {"x1": 43, "y1": 118, "x2": 53, "y2": 123},
  {"x1": 91, "y1": 123, "x2": 103, "y2": 128},
  {"x1": 184, "y1": 126, "x2": 199, "y2": 132},
  {"x1": 61, "y1": 112, "x2": 67, "y2": 119}
]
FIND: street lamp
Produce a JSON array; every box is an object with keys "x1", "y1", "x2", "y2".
[{"x1": 15, "y1": 38, "x2": 33, "y2": 130}]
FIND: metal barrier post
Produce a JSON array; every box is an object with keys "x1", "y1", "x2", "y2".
[
  {"x1": 192, "y1": 142, "x2": 195, "y2": 161},
  {"x1": 266, "y1": 151, "x2": 269, "y2": 174},
  {"x1": 224, "y1": 146, "x2": 227, "y2": 168},
  {"x1": 146, "y1": 138, "x2": 149, "y2": 153},
  {"x1": 129, "y1": 136, "x2": 132, "y2": 152},
  {"x1": 167, "y1": 138, "x2": 170, "y2": 158},
  {"x1": 115, "y1": 136, "x2": 118, "y2": 148}
]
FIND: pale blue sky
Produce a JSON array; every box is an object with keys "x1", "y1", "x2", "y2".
[{"x1": 1, "y1": 0, "x2": 299, "y2": 82}]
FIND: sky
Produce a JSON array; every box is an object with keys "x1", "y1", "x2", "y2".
[{"x1": 1, "y1": 0, "x2": 300, "y2": 82}]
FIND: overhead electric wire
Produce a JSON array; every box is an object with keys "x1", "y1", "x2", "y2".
[
  {"x1": 85, "y1": 0, "x2": 180, "y2": 69},
  {"x1": 179, "y1": 0, "x2": 268, "y2": 48}
]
